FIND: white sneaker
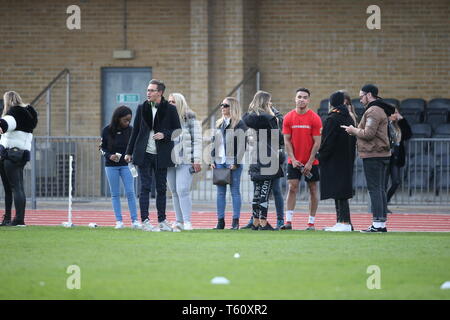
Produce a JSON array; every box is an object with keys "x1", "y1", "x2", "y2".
[
  {"x1": 142, "y1": 219, "x2": 160, "y2": 232},
  {"x1": 183, "y1": 221, "x2": 193, "y2": 231},
  {"x1": 131, "y1": 220, "x2": 142, "y2": 229},
  {"x1": 172, "y1": 221, "x2": 184, "y2": 231},
  {"x1": 324, "y1": 223, "x2": 352, "y2": 232},
  {"x1": 159, "y1": 220, "x2": 173, "y2": 232},
  {"x1": 115, "y1": 221, "x2": 124, "y2": 229}
]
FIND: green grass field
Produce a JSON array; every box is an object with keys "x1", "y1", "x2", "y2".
[{"x1": 1, "y1": 226, "x2": 450, "y2": 300}]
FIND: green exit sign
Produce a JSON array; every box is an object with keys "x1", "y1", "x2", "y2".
[{"x1": 117, "y1": 94, "x2": 140, "y2": 103}]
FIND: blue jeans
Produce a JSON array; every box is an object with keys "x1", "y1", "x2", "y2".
[
  {"x1": 363, "y1": 157, "x2": 390, "y2": 223},
  {"x1": 216, "y1": 164, "x2": 243, "y2": 219},
  {"x1": 105, "y1": 166, "x2": 138, "y2": 222}
]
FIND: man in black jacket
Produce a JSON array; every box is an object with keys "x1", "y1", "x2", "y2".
[{"x1": 125, "y1": 79, "x2": 181, "y2": 232}]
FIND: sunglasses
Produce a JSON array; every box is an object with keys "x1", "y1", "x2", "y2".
[
  {"x1": 220, "y1": 103, "x2": 230, "y2": 108},
  {"x1": 168, "y1": 100, "x2": 176, "y2": 104}
]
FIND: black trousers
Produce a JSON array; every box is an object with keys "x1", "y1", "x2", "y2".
[
  {"x1": 335, "y1": 199, "x2": 351, "y2": 224},
  {"x1": 0, "y1": 159, "x2": 13, "y2": 220},
  {"x1": 386, "y1": 159, "x2": 401, "y2": 203},
  {"x1": 252, "y1": 180, "x2": 273, "y2": 220},
  {"x1": 137, "y1": 153, "x2": 168, "y2": 223},
  {"x1": 1, "y1": 159, "x2": 26, "y2": 223}
]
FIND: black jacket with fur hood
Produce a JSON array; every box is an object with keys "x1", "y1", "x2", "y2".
[{"x1": 0, "y1": 105, "x2": 38, "y2": 151}]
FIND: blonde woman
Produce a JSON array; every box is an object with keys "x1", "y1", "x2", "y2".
[
  {"x1": 167, "y1": 93, "x2": 202, "y2": 231},
  {"x1": 0, "y1": 91, "x2": 38, "y2": 226},
  {"x1": 243, "y1": 91, "x2": 284, "y2": 231},
  {"x1": 211, "y1": 97, "x2": 247, "y2": 230}
]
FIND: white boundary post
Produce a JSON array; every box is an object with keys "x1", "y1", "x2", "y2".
[{"x1": 62, "y1": 155, "x2": 74, "y2": 227}]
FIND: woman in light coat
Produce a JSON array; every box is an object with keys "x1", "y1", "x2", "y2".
[{"x1": 167, "y1": 93, "x2": 202, "y2": 231}]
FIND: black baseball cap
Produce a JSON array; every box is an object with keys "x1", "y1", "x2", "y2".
[{"x1": 361, "y1": 84, "x2": 379, "y2": 98}]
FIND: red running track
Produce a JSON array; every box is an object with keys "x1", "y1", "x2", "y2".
[{"x1": 22, "y1": 210, "x2": 450, "y2": 232}]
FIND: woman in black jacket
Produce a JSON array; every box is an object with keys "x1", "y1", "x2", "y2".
[
  {"x1": 243, "y1": 91, "x2": 283, "y2": 231},
  {"x1": 0, "y1": 91, "x2": 38, "y2": 226},
  {"x1": 319, "y1": 91, "x2": 356, "y2": 232},
  {"x1": 101, "y1": 106, "x2": 141, "y2": 229},
  {"x1": 386, "y1": 107, "x2": 412, "y2": 205},
  {"x1": 211, "y1": 97, "x2": 247, "y2": 230}
]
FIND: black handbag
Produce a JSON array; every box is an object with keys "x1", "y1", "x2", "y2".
[
  {"x1": 6, "y1": 147, "x2": 26, "y2": 163},
  {"x1": 213, "y1": 167, "x2": 231, "y2": 185}
]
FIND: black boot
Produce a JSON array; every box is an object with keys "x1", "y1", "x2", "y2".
[
  {"x1": 1, "y1": 214, "x2": 11, "y2": 226},
  {"x1": 213, "y1": 218, "x2": 225, "y2": 230},
  {"x1": 230, "y1": 218, "x2": 239, "y2": 230},
  {"x1": 241, "y1": 218, "x2": 253, "y2": 229}
]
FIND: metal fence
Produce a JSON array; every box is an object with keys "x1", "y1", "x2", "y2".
[{"x1": 1, "y1": 137, "x2": 449, "y2": 206}]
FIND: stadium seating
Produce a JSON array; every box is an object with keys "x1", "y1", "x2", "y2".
[
  {"x1": 400, "y1": 98, "x2": 426, "y2": 124},
  {"x1": 435, "y1": 155, "x2": 450, "y2": 193},
  {"x1": 411, "y1": 123, "x2": 432, "y2": 138},
  {"x1": 383, "y1": 98, "x2": 400, "y2": 109},
  {"x1": 426, "y1": 99, "x2": 450, "y2": 130},
  {"x1": 433, "y1": 123, "x2": 450, "y2": 138},
  {"x1": 408, "y1": 153, "x2": 434, "y2": 190}
]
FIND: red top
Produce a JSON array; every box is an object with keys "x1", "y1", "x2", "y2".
[{"x1": 282, "y1": 109, "x2": 322, "y2": 165}]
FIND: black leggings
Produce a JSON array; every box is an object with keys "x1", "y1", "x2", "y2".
[
  {"x1": 0, "y1": 159, "x2": 13, "y2": 220},
  {"x1": 335, "y1": 199, "x2": 351, "y2": 224},
  {"x1": 2, "y1": 159, "x2": 26, "y2": 223},
  {"x1": 386, "y1": 162, "x2": 401, "y2": 203},
  {"x1": 252, "y1": 180, "x2": 273, "y2": 220}
]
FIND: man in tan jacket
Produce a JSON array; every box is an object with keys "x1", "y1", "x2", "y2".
[{"x1": 342, "y1": 84, "x2": 395, "y2": 233}]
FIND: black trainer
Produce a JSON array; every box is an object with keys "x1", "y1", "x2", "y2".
[
  {"x1": 0, "y1": 219, "x2": 11, "y2": 226},
  {"x1": 279, "y1": 222, "x2": 293, "y2": 230},
  {"x1": 213, "y1": 218, "x2": 225, "y2": 230},
  {"x1": 241, "y1": 222, "x2": 253, "y2": 229},
  {"x1": 11, "y1": 220, "x2": 26, "y2": 227},
  {"x1": 259, "y1": 222, "x2": 276, "y2": 231},
  {"x1": 360, "y1": 225, "x2": 387, "y2": 233},
  {"x1": 230, "y1": 218, "x2": 239, "y2": 230}
]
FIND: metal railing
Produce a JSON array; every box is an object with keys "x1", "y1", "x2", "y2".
[
  {"x1": 1, "y1": 137, "x2": 449, "y2": 207},
  {"x1": 31, "y1": 69, "x2": 71, "y2": 136},
  {"x1": 202, "y1": 68, "x2": 260, "y2": 130}
]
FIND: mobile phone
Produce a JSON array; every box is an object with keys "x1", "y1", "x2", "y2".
[{"x1": 189, "y1": 166, "x2": 195, "y2": 174}]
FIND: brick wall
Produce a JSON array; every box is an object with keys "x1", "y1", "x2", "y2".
[
  {"x1": 0, "y1": 0, "x2": 448, "y2": 136},
  {"x1": 257, "y1": 0, "x2": 450, "y2": 114},
  {"x1": 0, "y1": 0, "x2": 191, "y2": 136}
]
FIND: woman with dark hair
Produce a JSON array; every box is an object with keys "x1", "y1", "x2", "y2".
[
  {"x1": 319, "y1": 91, "x2": 356, "y2": 232},
  {"x1": 101, "y1": 105, "x2": 141, "y2": 229},
  {"x1": 243, "y1": 91, "x2": 284, "y2": 231},
  {"x1": 341, "y1": 90, "x2": 358, "y2": 126},
  {"x1": 386, "y1": 107, "x2": 412, "y2": 207},
  {"x1": 0, "y1": 91, "x2": 38, "y2": 226}
]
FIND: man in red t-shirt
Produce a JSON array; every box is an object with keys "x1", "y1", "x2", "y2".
[{"x1": 280, "y1": 88, "x2": 322, "y2": 230}]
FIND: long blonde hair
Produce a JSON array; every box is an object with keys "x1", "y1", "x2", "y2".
[
  {"x1": 216, "y1": 97, "x2": 241, "y2": 129},
  {"x1": 248, "y1": 90, "x2": 274, "y2": 116},
  {"x1": 169, "y1": 92, "x2": 193, "y2": 123},
  {"x1": 3, "y1": 91, "x2": 26, "y2": 116}
]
